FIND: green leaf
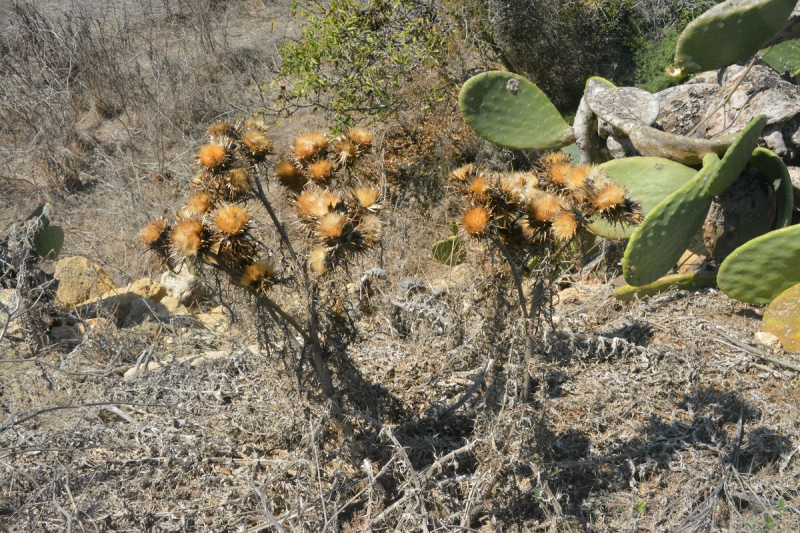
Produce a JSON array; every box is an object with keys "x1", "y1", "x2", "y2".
[
  {"x1": 33, "y1": 225, "x2": 64, "y2": 259},
  {"x1": 432, "y1": 236, "x2": 467, "y2": 266}
]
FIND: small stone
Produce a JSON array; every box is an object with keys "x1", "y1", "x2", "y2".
[
  {"x1": 161, "y1": 271, "x2": 205, "y2": 305},
  {"x1": 755, "y1": 331, "x2": 782, "y2": 350}
]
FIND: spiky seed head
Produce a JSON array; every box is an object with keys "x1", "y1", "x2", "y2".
[
  {"x1": 450, "y1": 164, "x2": 476, "y2": 182},
  {"x1": 529, "y1": 193, "x2": 564, "y2": 222},
  {"x1": 185, "y1": 192, "x2": 214, "y2": 216},
  {"x1": 592, "y1": 182, "x2": 627, "y2": 210},
  {"x1": 358, "y1": 214, "x2": 382, "y2": 245},
  {"x1": 469, "y1": 176, "x2": 492, "y2": 199},
  {"x1": 354, "y1": 187, "x2": 379, "y2": 209},
  {"x1": 318, "y1": 212, "x2": 346, "y2": 239},
  {"x1": 241, "y1": 260, "x2": 275, "y2": 288},
  {"x1": 463, "y1": 206, "x2": 490, "y2": 235},
  {"x1": 297, "y1": 190, "x2": 339, "y2": 218},
  {"x1": 310, "y1": 246, "x2": 329, "y2": 275},
  {"x1": 207, "y1": 121, "x2": 232, "y2": 138},
  {"x1": 140, "y1": 219, "x2": 167, "y2": 245},
  {"x1": 215, "y1": 205, "x2": 249, "y2": 236},
  {"x1": 275, "y1": 159, "x2": 306, "y2": 190},
  {"x1": 171, "y1": 219, "x2": 205, "y2": 257},
  {"x1": 335, "y1": 139, "x2": 359, "y2": 166},
  {"x1": 551, "y1": 211, "x2": 579, "y2": 240},
  {"x1": 308, "y1": 159, "x2": 334, "y2": 182},
  {"x1": 549, "y1": 163, "x2": 573, "y2": 187},
  {"x1": 540, "y1": 152, "x2": 571, "y2": 167},
  {"x1": 294, "y1": 133, "x2": 328, "y2": 160},
  {"x1": 241, "y1": 129, "x2": 273, "y2": 157},
  {"x1": 322, "y1": 192, "x2": 341, "y2": 211},
  {"x1": 565, "y1": 165, "x2": 590, "y2": 192},
  {"x1": 198, "y1": 143, "x2": 228, "y2": 170},
  {"x1": 348, "y1": 128, "x2": 373, "y2": 147},
  {"x1": 226, "y1": 168, "x2": 250, "y2": 198},
  {"x1": 244, "y1": 117, "x2": 270, "y2": 134}
]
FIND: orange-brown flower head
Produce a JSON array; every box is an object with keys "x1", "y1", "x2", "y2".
[
  {"x1": 241, "y1": 129, "x2": 273, "y2": 157},
  {"x1": 335, "y1": 138, "x2": 359, "y2": 166},
  {"x1": 275, "y1": 159, "x2": 306, "y2": 191},
  {"x1": 293, "y1": 133, "x2": 328, "y2": 160},
  {"x1": 198, "y1": 143, "x2": 228, "y2": 170},
  {"x1": 529, "y1": 192, "x2": 564, "y2": 222},
  {"x1": 540, "y1": 152, "x2": 571, "y2": 167},
  {"x1": 226, "y1": 168, "x2": 251, "y2": 198},
  {"x1": 317, "y1": 212, "x2": 346, "y2": 239},
  {"x1": 463, "y1": 206, "x2": 490, "y2": 235},
  {"x1": 308, "y1": 158, "x2": 334, "y2": 182},
  {"x1": 185, "y1": 192, "x2": 215, "y2": 216},
  {"x1": 297, "y1": 190, "x2": 339, "y2": 218},
  {"x1": 564, "y1": 165, "x2": 590, "y2": 194},
  {"x1": 310, "y1": 246, "x2": 330, "y2": 275},
  {"x1": 207, "y1": 121, "x2": 232, "y2": 138},
  {"x1": 354, "y1": 187, "x2": 379, "y2": 209},
  {"x1": 469, "y1": 176, "x2": 492, "y2": 199},
  {"x1": 171, "y1": 219, "x2": 205, "y2": 257},
  {"x1": 592, "y1": 182, "x2": 627, "y2": 210},
  {"x1": 244, "y1": 117, "x2": 270, "y2": 134},
  {"x1": 551, "y1": 211, "x2": 579, "y2": 241},
  {"x1": 450, "y1": 164, "x2": 477, "y2": 182},
  {"x1": 215, "y1": 205, "x2": 249, "y2": 236},
  {"x1": 348, "y1": 128, "x2": 373, "y2": 148},
  {"x1": 358, "y1": 214, "x2": 382, "y2": 245},
  {"x1": 549, "y1": 163, "x2": 573, "y2": 187},
  {"x1": 140, "y1": 219, "x2": 168, "y2": 245},
  {"x1": 241, "y1": 260, "x2": 275, "y2": 288}
]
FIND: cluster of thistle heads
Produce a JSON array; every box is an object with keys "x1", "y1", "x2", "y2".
[
  {"x1": 273, "y1": 128, "x2": 381, "y2": 276},
  {"x1": 451, "y1": 152, "x2": 641, "y2": 251},
  {"x1": 140, "y1": 118, "x2": 380, "y2": 294}
]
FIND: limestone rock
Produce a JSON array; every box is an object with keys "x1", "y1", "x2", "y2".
[
  {"x1": 754, "y1": 331, "x2": 782, "y2": 350},
  {"x1": 0, "y1": 289, "x2": 21, "y2": 336},
  {"x1": 54, "y1": 256, "x2": 116, "y2": 307},
  {"x1": 77, "y1": 278, "x2": 167, "y2": 324},
  {"x1": 194, "y1": 305, "x2": 230, "y2": 333},
  {"x1": 123, "y1": 297, "x2": 171, "y2": 328},
  {"x1": 160, "y1": 270, "x2": 205, "y2": 305},
  {"x1": 160, "y1": 296, "x2": 190, "y2": 315}
]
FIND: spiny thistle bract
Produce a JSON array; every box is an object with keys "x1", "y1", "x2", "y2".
[
  {"x1": 451, "y1": 154, "x2": 642, "y2": 252},
  {"x1": 275, "y1": 127, "x2": 381, "y2": 276},
  {"x1": 141, "y1": 117, "x2": 277, "y2": 293}
]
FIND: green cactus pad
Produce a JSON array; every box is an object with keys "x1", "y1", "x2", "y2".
[
  {"x1": 762, "y1": 282, "x2": 800, "y2": 351},
  {"x1": 629, "y1": 124, "x2": 735, "y2": 165},
  {"x1": 614, "y1": 271, "x2": 718, "y2": 301},
  {"x1": 432, "y1": 236, "x2": 467, "y2": 266},
  {"x1": 718, "y1": 224, "x2": 800, "y2": 304},
  {"x1": 33, "y1": 225, "x2": 64, "y2": 259},
  {"x1": 459, "y1": 71, "x2": 573, "y2": 150},
  {"x1": 704, "y1": 115, "x2": 766, "y2": 196},
  {"x1": 622, "y1": 154, "x2": 721, "y2": 286},
  {"x1": 674, "y1": 0, "x2": 796, "y2": 74},
  {"x1": 589, "y1": 157, "x2": 697, "y2": 240},
  {"x1": 748, "y1": 147, "x2": 794, "y2": 229},
  {"x1": 761, "y1": 39, "x2": 800, "y2": 76}
]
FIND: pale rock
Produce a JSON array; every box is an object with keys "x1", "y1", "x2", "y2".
[
  {"x1": 0, "y1": 289, "x2": 21, "y2": 336},
  {"x1": 77, "y1": 278, "x2": 167, "y2": 324},
  {"x1": 123, "y1": 298, "x2": 171, "y2": 327},
  {"x1": 54, "y1": 256, "x2": 116, "y2": 307},
  {"x1": 160, "y1": 296, "x2": 190, "y2": 315},
  {"x1": 194, "y1": 305, "x2": 230, "y2": 333},
  {"x1": 755, "y1": 331, "x2": 782, "y2": 350},
  {"x1": 161, "y1": 271, "x2": 205, "y2": 305}
]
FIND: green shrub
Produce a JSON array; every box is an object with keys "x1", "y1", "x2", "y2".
[
  {"x1": 633, "y1": 27, "x2": 683, "y2": 93},
  {"x1": 280, "y1": 0, "x2": 449, "y2": 128}
]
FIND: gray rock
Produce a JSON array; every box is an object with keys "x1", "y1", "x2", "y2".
[
  {"x1": 160, "y1": 270, "x2": 205, "y2": 306},
  {"x1": 123, "y1": 297, "x2": 171, "y2": 328},
  {"x1": 585, "y1": 86, "x2": 660, "y2": 134}
]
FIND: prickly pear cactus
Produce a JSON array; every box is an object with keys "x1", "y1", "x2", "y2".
[
  {"x1": 748, "y1": 147, "x2": 795, "y2": 228},
  {"x1": 674, "y1": 0, "x2": 796, "y2": 74},
  {"x1": 717, "y1": 224, "x2": 800, "y2": 304},
  {"x1": 589, "y1": 157, "x2": 697, "y2": 239},
  {"x1": 761, "y1": 282, "x2": 800, "y2": 351},
  {"x1": 761, "y1": 38, "x2": 800, "y2": 76},
  {"x1": 704, "y1": 115, "x2": 766, "y2": 196},
  {"x1": 431, "y1": 236, "x2": 467, "y2": 266},
  {"x1": 622, "y1": 154, "x2": 721, "y2": 286},
  {"x1": 459, "y1": 71, "x2": 574, "y2": 150},
  {"x1": 26, "y1": 203, "x2": 64, "y2": 259},
  {"x1": 614, "y1": 271, "x2": 718, "y2": 301}
]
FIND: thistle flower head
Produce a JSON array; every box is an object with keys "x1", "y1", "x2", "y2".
[
  {"x1": 198, "y1": 143, "x2": 228, "y2": 170},
  {"x1": 215, "y1": 205, "x2": 249, "y2": 236},
  {"x1": 463, "y1": 206, "x2": 490, "y2": 235},
  {"x1": 354, "y1": 187, "x2": 379, "y2": 209},
  {"x1": 469, "y1": 176, "x2": 492, "y2": 199},
  {"x1": 240, "y1": 260, "x2": 275, "y2": 289},
  {"x1": 171, "y1": 219, "x2": 205, "y2": 257},
  {"x1": 241, "y1": 129, "x2": 273, "y2": 157},
  {"x1": 310, "y1": 246, "x2": 330, "y2": 275},
  {"x1": 348, "y1": 128, "x2": 373, "y2": 148},
  {"x1": 317, "y1": 212, "x2": 346, "y2": 239},
  {"x1": 207, "y1": 121, "x2": 233, "y2": 138},
  {"x1": 450, "y1": 164, "x2": 477, "y2": 182},
  {"x1": 529, "y1": 192, "x2": 564, "y2": 222},
  {"x1": 140, "y1": 219, "x2": 168, "y2": 245},
  {"x1": 308, "y1": 159, "x2": 334, "y2": 182},
  {"x1": 294, "y1": 133, "x2": 328, "y2": 160},
  {"x1": 357, "y1": 214, "x2": 382, "y2": 245},
  {"x1": 592, "y1": 181, "x2": 627, "y2": 210},
  {"x1": 540, "y1": 152, "x2": 571, "y2": 167},
  {"x1": 185, "y1": 192, "x2": 215, "y2": 216},
  {"x1": 551, "y1": 210, "x2": 579, "y2": 241},
  {"x1": 296, "y1": 190, "x2": 340, "y2": 218},
  {"x1": 275, "y1": 159, "x2": 306, "y2": 191},
  {"x1": 226, "y1": 168, "x2": 251, "y2": 198},
  {"x1": 335, "y1": 139, "x2": 359, "y2": 166}
]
